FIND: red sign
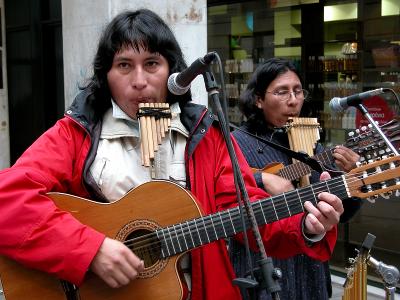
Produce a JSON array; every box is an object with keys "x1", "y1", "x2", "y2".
[{"x1": 355, "y1": 96, "x2": 394, "y2": 128}]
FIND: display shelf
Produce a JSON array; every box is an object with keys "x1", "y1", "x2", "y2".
[
  {"x1": 363, "y1": 82, "x2": 400, "y2": 89},
  {"x1": 363, "y1": 67, "x2": 400, "y2": 72}
]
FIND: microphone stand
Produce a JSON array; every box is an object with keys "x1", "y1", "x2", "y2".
[
  {"x1": 201, "y1": 69, "x2": 281, "y2": 300},
  {"x1": 368, "y1": 256, "x2": 400, "y2": 300},
  {"x1": 356, "y1": 103, "x2": 399, "y2": 155}
]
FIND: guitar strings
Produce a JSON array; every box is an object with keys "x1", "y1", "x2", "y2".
[
  {"x1": 121, "y1": 167, "x2": 397, "y2": 257},
  {"x1": 122, "y1": 179, "x2": 370, "y2": 259},
  {"x1": 284, "y1": 123, "x2": 396, "y2": 181},
  {"x1": 122, "y1": 169, "x2": 389, "y2": 255}
]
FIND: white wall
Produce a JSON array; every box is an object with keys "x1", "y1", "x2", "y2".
[{"x1": 61, "y1": 0, "x2": 208, "y2": 107}]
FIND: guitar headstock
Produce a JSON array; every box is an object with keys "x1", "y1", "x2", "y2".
[
  {"x1": 346, "y1": 155, "x2": 400, "y2": 199},
  {"x1": 346, "y1": 119, "x2": 400, "y2": 163}
]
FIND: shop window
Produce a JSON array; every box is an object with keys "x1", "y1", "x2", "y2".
[{"x1": 207, "y1": 0, "x2": 400, "y2": 289}]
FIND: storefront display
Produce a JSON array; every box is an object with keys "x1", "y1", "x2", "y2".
[{"x1": 207, "y1": 0, "x2": 400, "y2": 283}]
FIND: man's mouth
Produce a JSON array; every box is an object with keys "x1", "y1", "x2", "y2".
[{"x1": 137, "y1": 97, "x2": 155, "y2": 103}]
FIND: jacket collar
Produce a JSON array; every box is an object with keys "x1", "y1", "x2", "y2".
[
  {"x1": 65, "y1": 88, "x2": 110, "y2": 134},
  {"x1": 180, "y1": 102, "x2": 217, "y2": 159},
  {"x1": 66, "y1": 89, "x2": 214, "y2": 134}
]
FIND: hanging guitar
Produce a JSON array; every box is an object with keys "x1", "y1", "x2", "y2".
[
  {"x1": 1, "y1": 156, "x2": 400, "y2": 300},
  {"x1": 252, "y1": 118, "x2": 400, "y2": 182}
]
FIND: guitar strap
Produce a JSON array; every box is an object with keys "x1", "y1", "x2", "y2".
[
  {"x1": 60, "y1": 280, "x2": 80, "y2": 300},
  {"x1": 229, "y1": 123, "x2": 324, "y2": 174}
]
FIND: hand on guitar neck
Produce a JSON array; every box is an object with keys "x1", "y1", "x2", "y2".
[
  {"x1": 332, "y1": 145, "x2": 360, "y2": 172},
  {"x1": 262, "y1": 171, "x2": 343, "y2": 236},
  {"x1": 261, "y1": 172, "x2": 294, "y2": 195},
  {"x1": 303, "y1": 171, "x2": 343, "y2": 236}
]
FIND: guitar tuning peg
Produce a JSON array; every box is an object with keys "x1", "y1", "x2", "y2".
[
  {"x1": 361, "y1": 168, "x2": 374, "y2": 199},
  {"x1": 361, "y1": 126, "x2": 367, "y2": 131},
  {"x1": 348, "y1": 131, "x2": 354, "y2": 137},
  {"x1": 355, "y1": 129, "x2": 360, "y2": 134},
  {"x1": 380, "y1": 191, "x2": 392, "y2": 199},
  {"x1": 394, "y1": 174, "x2": 400, "y2": 189},
  {"x1": 367, "y1": 195, "x2": 378, "y2": 203},
  {"x1": 368, "y1": 124, "x2": 373, "y2": 128}
]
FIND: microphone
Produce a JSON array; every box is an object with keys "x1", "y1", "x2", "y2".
[
  {"x1": 168, "y1": 52, "x2": 217, "y2": 95},
  {"x1": 329, "y1": 88, "x2": 385, "y2": 113}
]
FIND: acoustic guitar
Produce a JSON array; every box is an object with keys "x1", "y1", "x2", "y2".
[
  {"x1": 1, "y1": 155, "x2": 400, "y2": 300},
  {"x1": 252, "y1": 118, "x2": 400, "y2": 182}
]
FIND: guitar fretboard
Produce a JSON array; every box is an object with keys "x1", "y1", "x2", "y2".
[
  {"x1": 277, "y1": 149, "x2": 335, "y2": 181},
  {"x1": 155, "y1": 176, "x2": 348, "y2": 258},
  {"x1": 275, "y1": 119, "x2": 400, "y2": 182}
]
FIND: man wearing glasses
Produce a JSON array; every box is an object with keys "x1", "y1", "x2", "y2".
[{"x1": 229, "y1": 57, "x2": 361, "y2": 299}]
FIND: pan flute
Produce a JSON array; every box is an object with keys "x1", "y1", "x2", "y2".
[
  {"x1": 342, "y1": 233, "x2": 375, "y2": 300},
  {"x1": 285, "y1": 117, "x2": 320, "y2": 187},
  {"x1": 342, "y1": 252, "x2": 368, "y2": 300},
  {"x1": 137, "y1": 103, "x2": 171, "y2": 167}
]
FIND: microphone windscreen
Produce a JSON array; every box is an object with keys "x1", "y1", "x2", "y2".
[
  {"x1": 329, "y1": 97, "x2": 345, "y2": 113},
  {"x1": 167, "y1": 73, "x2": 189, "y2": 95}
]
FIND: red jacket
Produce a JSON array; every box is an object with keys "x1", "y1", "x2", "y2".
[{"x1": 0, "y1": 91, "x2": 337, "y2": 299}]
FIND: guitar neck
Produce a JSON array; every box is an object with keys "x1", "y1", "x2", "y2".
[
  {"x1": 277, "y1": 149, "x2": 335, "y2": 181},
  {"x1": 271, "y1": 119, "x2": 400, "y2": 183},
  {"x1": 156, "y1": 175, "x2": 348, "y2": 258}
]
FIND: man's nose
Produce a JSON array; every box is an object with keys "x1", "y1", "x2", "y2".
[
  {"x1": 286, "y1": 92, "x2": 297, "y2": 104},
  {"x1": 131, "y1": 68, "x2": 147, "y2": 89}
]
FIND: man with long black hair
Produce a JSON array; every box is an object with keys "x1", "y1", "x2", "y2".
[{"x1": 0, "y1": 11, "x2": 344, "y2": 300}]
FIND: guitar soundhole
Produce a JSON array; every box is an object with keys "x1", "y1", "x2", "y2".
[
  {"x1": 126, "y1": 229, "x2": 161, "y2": 268},
  {"x1": 116, "y1": 219, "x2": 168, "y2": 278}
]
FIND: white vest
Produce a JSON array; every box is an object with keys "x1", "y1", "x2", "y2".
[{"x1": 90, "y1": 101, "x2": 188, "y2": 202}]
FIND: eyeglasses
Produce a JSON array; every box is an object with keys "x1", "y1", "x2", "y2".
[{"x1": 266, "y1": 89, "x2": 309, "y2": 102}]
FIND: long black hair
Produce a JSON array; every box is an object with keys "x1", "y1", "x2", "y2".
[
  {"x1": 239, "y1": 58, "x2": 302, "y2": 130},
  {"x1": 84, "y1": 9, "x2": 191, "y2": 112}
]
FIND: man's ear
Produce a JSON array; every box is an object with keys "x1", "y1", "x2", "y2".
[{"x1": 255, "y1": 96, "x2": 263, "y2": 109}]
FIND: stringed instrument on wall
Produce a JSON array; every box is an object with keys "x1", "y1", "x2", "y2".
[
  {"x1": 252, "y1": 118, "x2": 400, "y2": 183},
  {"x1": 1, "y1": 156, "x2": 400, "y2": 300}
]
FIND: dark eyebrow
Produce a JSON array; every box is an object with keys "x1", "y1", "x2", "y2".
[
  {"x1": 113, "y1": 54, "x2": 131, "y2": 62},
  {"x1": 274, "y1": 84, "x2": 302, "y2": 90},
  {"x1": 112, "y1": 52, "x2": 164, "y2": 63},
  {"x1": 146, "y1": 53, "x2": 163, "y2": 60}
]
